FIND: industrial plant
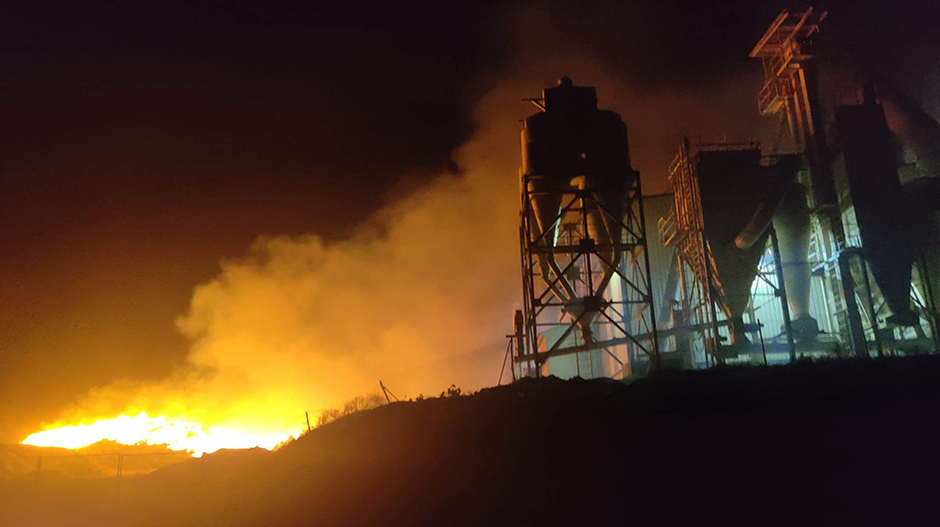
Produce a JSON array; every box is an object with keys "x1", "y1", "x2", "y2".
[
  {"x1": 511, "y1": 8, "x2": 940, "y2": 379},
  {"x1": 7, "y1": 4, "x2": 940, "y2": 526}
]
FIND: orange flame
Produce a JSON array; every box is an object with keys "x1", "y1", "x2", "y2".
[{"x1": 20, "y1": 412, "x2": 300, "y2": 456}]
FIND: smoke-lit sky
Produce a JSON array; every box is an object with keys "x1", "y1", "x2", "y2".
[{"x1": 2, "y1": 0, "x2": 938, "y2": 442}]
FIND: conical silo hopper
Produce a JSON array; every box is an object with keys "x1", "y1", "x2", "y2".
[
  {"x1": 882, "y1": 86, "x2": 940, "y2": 330},
  {"x1": 695, "y1": 150, "x2": 802, "y2": 347},
  {"x1": 836, "y1": 97, "x2": 918, "y2": 326},
  {"x1": 734, "y1": 158, "x2": 816, "y2": 341},
  {"x1": 772, "y1": 182, "x2": 818, "y2": 340},
  {"x1": 901, "y1": 172, "x2": 940, "y2": 334}
]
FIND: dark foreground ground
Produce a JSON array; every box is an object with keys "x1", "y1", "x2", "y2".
[{"x1": 3, "y1": 357, "x2": 940, "y2": 527}]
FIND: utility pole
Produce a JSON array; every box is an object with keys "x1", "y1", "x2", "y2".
[
  {"x1": 305, "y1": 412, "x2": 312, "y2": 432},
  {"x1": 379, "y1": 380, "x2": 398, "y2": 403},
  {"x1": 499, "y1": 337, "x2": 514, "y2": 386}
]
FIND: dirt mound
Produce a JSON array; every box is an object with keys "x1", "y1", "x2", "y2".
[{"x1": 4, "y1": 357, "x2": 940, "y2": 526}]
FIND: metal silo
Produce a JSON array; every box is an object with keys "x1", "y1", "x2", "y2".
[{"x1": 514, "y1": 78, "x2": 658, "y2": 379}]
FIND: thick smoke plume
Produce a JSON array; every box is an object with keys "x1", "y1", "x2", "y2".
[
  {"x1": 47, "y1": 82, "x2": 527, "y2": 436},
  {"x1": 34, "y1": 5, "x2": 768, "y2": 438}
]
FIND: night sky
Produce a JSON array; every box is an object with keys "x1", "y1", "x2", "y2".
[{"x1": 2, "y1": 0, "x2": 938, "y2": 442}]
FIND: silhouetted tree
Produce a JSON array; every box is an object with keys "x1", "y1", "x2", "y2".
[{"x1": 316, "y1": 393, "x2": 387, "y2": 427}]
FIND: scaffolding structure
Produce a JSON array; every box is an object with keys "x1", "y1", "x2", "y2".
[
  {"x1": 659, "y1": 138, "x2": 801, "y2": 364},
  {"x1": 750, "y1": 7, "x2": 843, "y2": 233},
  {"x1": 750, "y1": 7, "x2": 826, "y2": 147},
  {"x1": 659, "y1": 137, "x2": 720, "y2": 364}
]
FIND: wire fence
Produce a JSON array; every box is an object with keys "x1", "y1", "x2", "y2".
[{"x1": 29, "y1": 450, "x2": 192, "y2": 479}]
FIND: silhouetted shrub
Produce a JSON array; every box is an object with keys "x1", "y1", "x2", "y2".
[{"x1": 316, "y1": 393, "x2": 387, "y2": 427}]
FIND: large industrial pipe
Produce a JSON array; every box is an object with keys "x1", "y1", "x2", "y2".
[
  {"x1": 734, "y1": 156, "x2": 802, "y2": 251},
  {"x1": 836, "y1": 95, "x2": 919, "y2": 326},
  {"x1": 772, "y1": 182, "x2": 818, "y2": 340},
  {"x1": 733, "y1": 155, "x2": 817, "y2": 341}
]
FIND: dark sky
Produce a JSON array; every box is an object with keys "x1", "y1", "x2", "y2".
[{"x1": 2, "y1": 0, "x2": 938, "y2": 441}]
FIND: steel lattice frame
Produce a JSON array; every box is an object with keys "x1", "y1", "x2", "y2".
[
  {"x1": 666, "y1": 138, "x2": 722, "y2": 364},
  {"x1": 514, "y1": 170, "x2": 659, "y2": 379}
]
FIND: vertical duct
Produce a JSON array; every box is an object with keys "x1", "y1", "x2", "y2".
[{"x1": 772, "y1": 182, "x2": 818, "y2": 340}]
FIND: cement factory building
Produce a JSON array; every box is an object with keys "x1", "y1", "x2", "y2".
[{"x1": 512, "y1": 8, "x2": 940, "y2": 379}]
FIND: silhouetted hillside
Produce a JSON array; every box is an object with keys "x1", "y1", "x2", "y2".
[{"x1": 3, "y1": 357, "x2": 940, "y2": 526}]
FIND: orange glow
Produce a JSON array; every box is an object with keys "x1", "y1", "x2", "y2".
[{"x1": 20, "y1": 412, "x2": 300, "y2": 456}]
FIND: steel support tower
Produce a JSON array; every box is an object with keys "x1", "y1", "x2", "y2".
[
  {"x1": 515, "y1": 169, "x2": 659, "y2": 378},
  {"x1": 513, "y1": 81, "x2": 659, "y2": 379},
  {"x1": 750, "y1": 8, "x2": 868, "y2": 356}
]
